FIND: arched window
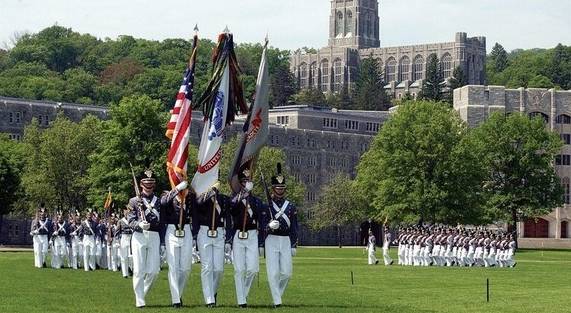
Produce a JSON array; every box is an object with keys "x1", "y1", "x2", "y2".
[
  {"x1": 385, "y1": 58, "x2": 396, "y2": 82},
  {"x1": 556, "y1": 114, "x2": 571, "y2": 124},
  {"x1": 310, "y1": 62, "x2": 318, "y2": 89},
  {"x1": 333, "y1": 59, "x2": 343, "y2": 92},
  {"x1": 562, "y1": 221, "x2": 568, "y2": 238},
  {"x1": 441, "y1": 54, "x2": 453, "y2": 78},
  {"x1": 399, "y1": 56, "x2": 411, "y2": 81},
  {"x1": 345, "y1": 11, "x2": 353, "y2": 35},
  {"x1": 299, "y1": 63, "x2": 308, "y2": 87},
  {"x1": 364, "y1": 14, "x2": 370, "y2": 37},
  {"x1": 562, "y1": 177, "x2": 570, "y2": 204},
  {"x1": 412, "y1": 55, "x2": 424, "y2": 81},
  {"x1": 321, "y1": 60, "x2": 330, "y2": 92},
  {"x1": 336, "y1": 11, "x2": 343, "y2": 37},
  {"x1": 529, "y1": 111, "x2": 549, "y2": 124}
]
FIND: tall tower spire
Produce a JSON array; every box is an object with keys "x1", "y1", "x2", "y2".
[{"x1": 328, "y1": 0, "x2": 380, "y2": 49}]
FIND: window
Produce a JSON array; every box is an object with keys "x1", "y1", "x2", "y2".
[
  {"x1": 366, "y1": 122, "x2": 380, "y2": 132},
  {"x1": 333, "y1": 59, "x2": 343, "y2": 93},
  {"x1": 9, "y1": 134, "x2": 22, "y2": 141},
  {"x1": 336, "y1": 11, "x2": 343, "y2": 37},
  {"x1": 345, "y1": 120, "x2": 359, "y2": 130},
  {"x1": 562, "y1": 177, "x2": 570, "y2": 204},
  {"x1": 307, "y1": 156, "x2": 317, "y2": 166},
  {"x1": 307, "y1": 174, "x2": 317, "y2": 184},
  {"x1": 306, "y1": 138, "x2": 316, "y2": 148},
  {"x1": 328, "y1": 157, "x2": 337, "y2": 167},
  {"x1": 399, "y1": 56, "x2": 410, "y2": 81},
  {"x1": 44, "y1": 115, "x2": 49, "y2": 126},
  {"x1": 441, "y1": 54, "x2": 453, "y2": 78},
  {"x1": 321, "y1": 60, "x2": 330, "y2": 91},
  {"x1": 413, "y1": 55, "x2": 424, "y2": 81},
  {"x1": 299, "y1": 63, "x2": 308, "y2": 87},
  {"x1": 556, "y1": 154, "x2": 571, "y2": 166},
  {"x1": 277, "y1": 116, "x2": 289, "y2": 126},
  {"x1": 386, "y1": 58, "x2": 396, "y2": 82},
  {"x1": 38, "y1": 115, "x2": 43, "y2": 125},
  {"x1": 556, "y1": 114, "x2": 571, "y2": 124},
  {"x1": 561, "y1": 134, "x2": 571, "y2": 145},
  {"x1": 306, "y1": 191, "x2": 316, "y2": 202},
  {"x1": 9, "y1": 112, "x2": 14, "y2": 124},
  {"x1": 529, "y1": 112, "x2": 549, "y2": 124},
  {"x1": 310, "y1": 62, "x2": 319, "y2": 89},
  {"x1": 15, "y1": 112, "x2": 21, "y2": 124},
  {"x1": 326, "y1": 140, "x2": 336, "y2": 149},
  {"x1": 345, "y1": 11, "x2": 353, "y2": 34},
  {"x1": 271, "y1": 135, "x2": 280, "y2": 145},
  {"x1": 291, "y1": 155, "x2": 302, "y2": 165},
  {"x1": 323, "y1": 118, "x2": 338, "y2": 129}
]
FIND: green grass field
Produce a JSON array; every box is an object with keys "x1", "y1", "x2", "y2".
[{"x1": 0, "y1": 248, "x2": 569, "y2": 313}]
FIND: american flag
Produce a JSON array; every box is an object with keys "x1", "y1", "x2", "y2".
[{"x1": 166, "y1": 34, "x2": 198, "y2": 194}]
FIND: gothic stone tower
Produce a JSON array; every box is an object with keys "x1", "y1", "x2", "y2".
[{"x1": 328, "y1": 0, "x2": 380, "y2": 49}]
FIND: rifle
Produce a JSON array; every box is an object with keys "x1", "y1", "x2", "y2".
[
  {"x1": 129, "y1": 163, "x2": 146, "y2": 222},
  {"x1": 260, "y1": 172, "x2": 274, "y2": 220}
]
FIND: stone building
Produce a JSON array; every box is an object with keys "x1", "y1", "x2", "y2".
[
  {"x1": 290, "y1": 0, "x2": 487, "y2": 98},
  {"x1": 0, "y1": 96, "x2": 109, "y2": 139},
  {"x1": 454, "y1": 85, "x2": 571, "y2": 248}
]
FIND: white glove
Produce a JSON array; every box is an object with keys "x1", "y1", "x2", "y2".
[
  {"x1": 269, "y1": 220, "x2": 280, "y2": 230},
  {"x1": 224, "y1": 243, "x2": 232, "y2": 254},
  {"x1": 52, "y1": 232, "x2": 57, "y2": 237},
  {"x1": 245, "y1": 181, "x2": 254, "y2": 192},
  {"x1": 139, "y1": 221, "x2": 150, "y2": 231},
  {"x1": 160, "y1": 245, "x2": 166, "y2": 255},
  {"x1": 258, "y1": 247, "x2": 265, "y2": 257},
  {"x1": 192, "y1": 239, "x2": 197, "y2": 250},
  {"x1": 175, "y1": 181, "x2": 188, "y2": 192},
  {"x1": 291, "y1": 248, "x2": 297, "y2": 257}
]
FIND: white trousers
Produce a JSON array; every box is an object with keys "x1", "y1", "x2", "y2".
[
  {"x1": 83, "y1": 235, "x2": 96, "y2": 271},
  {"x1": 107, "y1": 240, "x2": 119, "y2": 271},
  {"x1": 166, "y1": 224, "x2": 193, "y2": 305},
  {"x1": 382, "y1": 247, "x2": 392, "y2": 265},
  {"x1": 367, "y1": 244, "x2": 378, "y2": 265},
  {"x1": 70, "y1": 237, "x2": 80, "y2": 269},
  {"x1": 120, "y1": 234, "x2": 133, "y2": 277},
  {"x1": 232, "y1": 229, "x2": 259, "y2": 305},
  {"x1": 197, "y1": 226, "x2": 225, "y2": 305},
  {"x1": 33, "y1": 235, "x2": 48, "y2": 268},
  {"x1": 52, "y1": 236, "x2": 68, "y2": 269},
  {"x1": 265, "y1": 235, "x2": 292, "y2": 306},
  {"x1": 132, "y1": 231, "x2": 160, "y2": 307}
]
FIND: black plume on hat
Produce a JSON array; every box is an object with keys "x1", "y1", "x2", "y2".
[{"x1": 271, "y1": 163, "x2": 286, "y2": 187}]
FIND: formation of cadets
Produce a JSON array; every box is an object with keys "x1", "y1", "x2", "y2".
[
  {"x1": 29, "y1": 164, "x2": 299, "y2": 309},
  {"x1": 394, "y1": 226, "x2": 518, "y2": 268}
]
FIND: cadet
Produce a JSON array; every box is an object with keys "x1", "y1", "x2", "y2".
[
  {"x1": 382, "y1": 225, "x2": 393, "y2": 266},
  {"x1": 192, "y1": 182, "x2": 230, "y2": 308},
  {"x1": 69, "y1": 213, "x2": 82, "y2": 269},
  {"x1": 229, "y1": 169, "x2": 265, "y2": 308},
  {"x1": 260, "y1": 163, "x2": 299, "y2": 308},
  {"x1": 128, "y1": 169, "x2": 163, "y2": 309},
  {"x1": 118, "y1": 207, "x2": 134, "y2": 278},
  {"x1": 51, "y1": 211, "x2": 69, "y2": 269},
  {"x1": 160, "y1": 180, "x2": 193, "y2": 308},
  {"x1": 30, "y1": 205, "x2": 52, "y2": 268}
]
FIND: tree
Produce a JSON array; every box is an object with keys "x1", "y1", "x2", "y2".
[
  {"x1": 444, "y1": 66, "x2": 468, "y2": 104},
  {"x1": 293, "y1": 88, "x2": 326, "y2": 105},
  {"x1": 87, "y1": 95, "x2": 170, "y2": 208},
  {"x1": 353, "y1": 57, "x2": 389, "y2": 111},
  {"x1": 270, "y1": 62, "x2": 297, "y2": 107},
  {"x1": 355, "y1": 100, "x2": 485, "y2": 225},
  {"x1": 327, "y1": 85, "x2": 353, "y2": 109},
  {"x1": 469, "y1": 112, "x2": 563, "y2": 243},
  {"x1": 420, "y1": 54, "x2": 443, "y2": 102},
  {"x1": 490, "y1": 43, "x2": 509, "y2": 72},
  {"x1": 310, "y1": 173, "x2": 367, "y2": 247},
  {"x1": 0, "y1": 135, "x2": 24, "y2": 215},
  {"x1": 549, "y1": 43, "x2": 571, "y2": 89},
  {"x1": 20, "y1": 114, "x2": 102, "y2": 214}
]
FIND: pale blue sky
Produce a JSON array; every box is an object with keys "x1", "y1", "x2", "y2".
[{"x1": 1, "y1": 0, "x2": 570, "y2": 52}]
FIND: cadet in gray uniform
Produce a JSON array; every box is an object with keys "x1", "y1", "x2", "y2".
[{"x1": 30, "y1": 206, "x2": 52, "y2": 268}]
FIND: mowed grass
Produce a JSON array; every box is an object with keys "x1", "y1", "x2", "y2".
[{"x1": 0, "y1": 248, "x2": 569, "y2": 313}]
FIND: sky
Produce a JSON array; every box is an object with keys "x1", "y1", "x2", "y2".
[{"x1": 1, "y1": 0, "x2": 570, "y2": 52}]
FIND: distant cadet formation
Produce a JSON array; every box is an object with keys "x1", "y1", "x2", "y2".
[
  {"x1": 392, "y1": 226, "x2": 518, "y2": 268},
  {"x1": 29, "y1": 165, "x2": 298, "y2": 309}
]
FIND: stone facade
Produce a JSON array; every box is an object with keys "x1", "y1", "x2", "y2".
[
  {"x1": 454, "y1": 85, "x2": 571, "y2": 246},
  {"x1": 0, "y1": 96, "x2": 109, "y2": 140},
  {"x1": 290, "y1": 0, "x2": 487, "y2": 98}
]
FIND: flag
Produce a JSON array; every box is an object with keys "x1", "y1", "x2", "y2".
[
  {"x1": 103, "y1": 188, "x2": 113, "y2": 218},
  {"x1": 228, "y1": 39, "x2": 270, "y2": 193},
  {"x1": 192, "y1": 31, "x2": 247, "y2": 195},
  {"x1": 166, "y1": 34, "x2": 198, "y2": 198}
]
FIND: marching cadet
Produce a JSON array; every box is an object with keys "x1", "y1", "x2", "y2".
[
  {"x1": 30, "y1": 205, "x2": 52, "y2": 268},
  {"x1": 118, "y1": 207, "x2": 134, "y2": 278},
  {"x1": 382, "y1": 225, "x2": 393, "y2": 266},
  {"x1": 95, "y1": 214, "x2": 108, "y2": 269},
  {"x1": 69, "y1": 213, "x2": 82, "y2": 269},
  {"x1": 192, "y1": 182, "x2": 230, "y2": 308},
  {"x1": 260, "y1": 163, "x2": 299, "y2": 308},
  {"x1": 80, "y1": 210, "x2": 98, "y2": 271},
  {"x1": 128, "y1": 169, "x2": 163, "y2": 309},
  {"x1": 51, "y1": 211, "x2": 69, "y2": 269},
  {"x1": 229, "y1": 169, "x2": 266, "y2": 308},
  {"x1": 160, "y1": 180, "x2": 193, "y2": 308},
  {"x1": 505, "y1": 234, "x2": 517, "y2": 268},
  {"x1": 366, "y1": 230, "x2": 379, "y2": 265},
  {"x1": 107, "y1": 214, "x2": 120, "y2": 272}
]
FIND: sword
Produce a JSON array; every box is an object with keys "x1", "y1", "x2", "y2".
[{"x1": 129, "y1": 162, "x2": 146, "y2": 222}]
